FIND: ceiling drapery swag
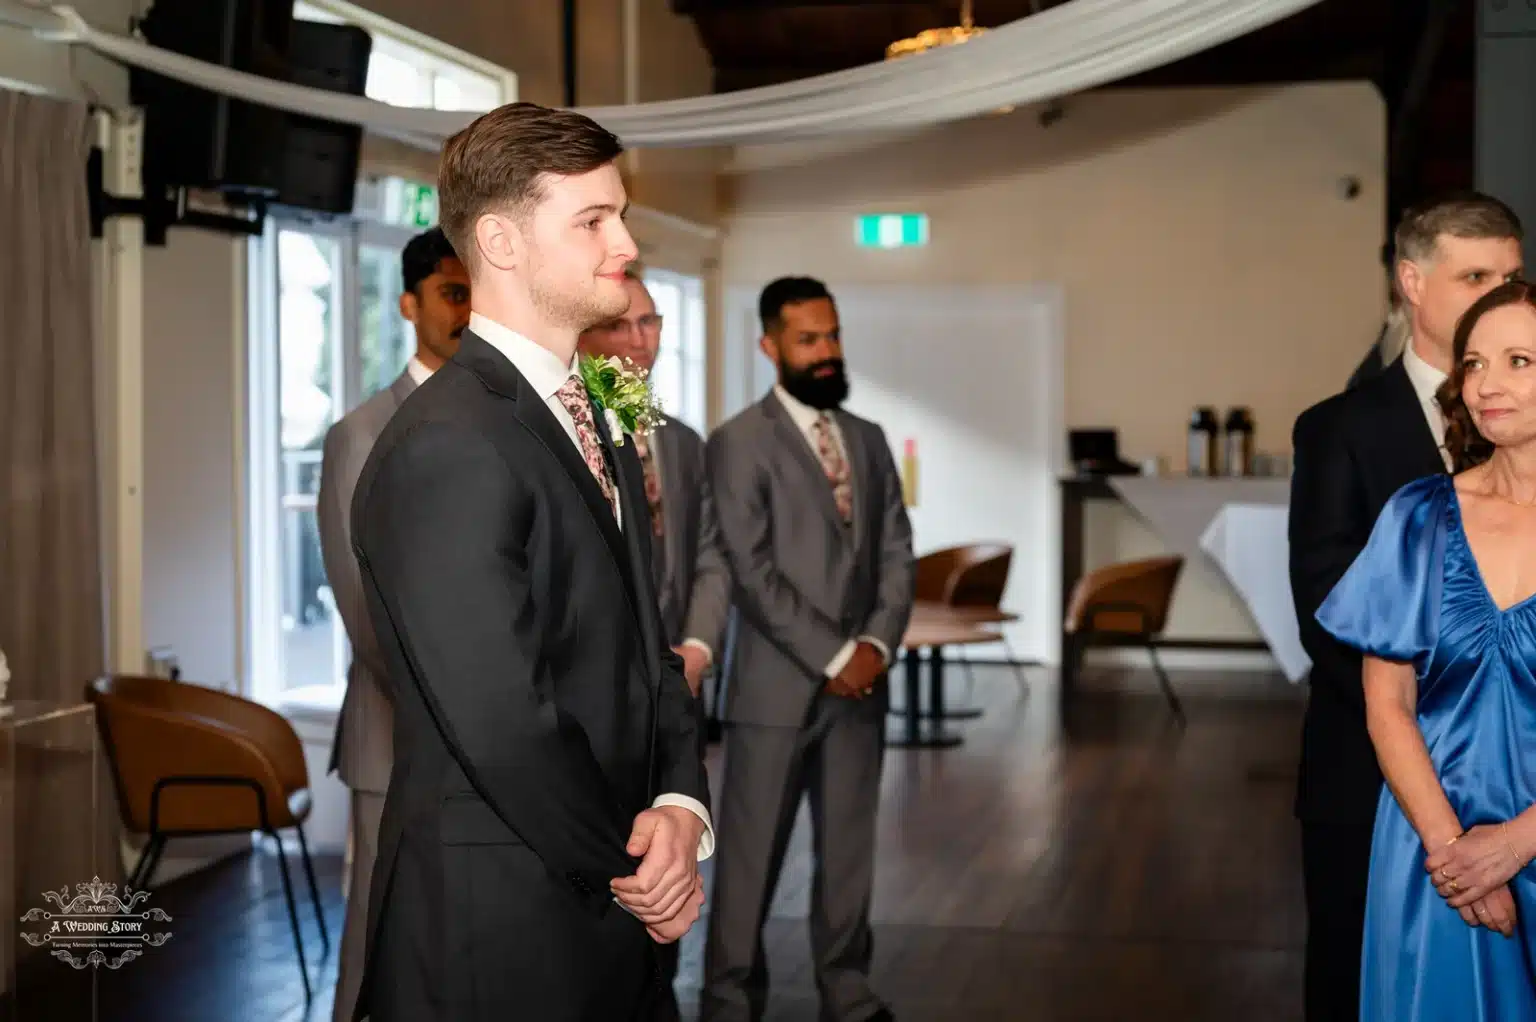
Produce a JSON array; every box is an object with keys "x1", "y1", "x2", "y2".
[{"x1": 6, "y1": 0, "x2": 1321, "y2": 150}]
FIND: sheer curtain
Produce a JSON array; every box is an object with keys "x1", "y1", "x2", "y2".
[{"x1": 0, "y1": 88, "x2": 121, "y2": 978}]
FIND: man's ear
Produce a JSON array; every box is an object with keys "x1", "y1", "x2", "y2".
[
  {"x1": 399, "y1": 290, "x2": 419, "y2": 325},
  {"x1": 758, "y1": 333, "x2": 779, "y2": 366},
  {"x1": 476, "y1": 212, "x2": 522, "y2": 273},
  {"x1": 1398, "y1": 258, "x2": 1426, "y2": 311}
]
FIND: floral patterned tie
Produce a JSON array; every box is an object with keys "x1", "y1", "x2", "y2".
[
  {"x1": 811, "y1": 413, "x2": 853, "y2": 524},
  {"x1": 634, "y1": 433, "x2": 665, "y2": 538},
  {"x1": 554, "y1": 376, "x2": 617, "y2": 516}
]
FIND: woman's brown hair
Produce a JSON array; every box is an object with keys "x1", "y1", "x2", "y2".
[{"x1": 1436, "y1": 278, "x2": 1536, "y2": 473}]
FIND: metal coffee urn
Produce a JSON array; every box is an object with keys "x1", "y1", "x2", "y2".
[
  {"x1": 1223, "y1": 406, "x2": 1255, "y2": 476},
  {"x1": 1187, "y1": 407, "x2": 1218, "y2": 476}
]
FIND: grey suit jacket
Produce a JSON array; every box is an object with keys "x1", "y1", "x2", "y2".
[
  {"x1": 706, "y1": 393, "x2": 916, "y2": 727},
  {"x1": 318, "y1": 371, "x2": 417, "y2": 793},
  {"x1": 647, "y1": 418, "x2": 732, "y2": 655}
]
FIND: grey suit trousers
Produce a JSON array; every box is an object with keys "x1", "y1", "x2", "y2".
[
  {"x1": 333, "y1": 790, "x2": 385, "y2": 1022},
  {"x1": 701, "y1": 692, "x2": 887, "y2": 1022}
]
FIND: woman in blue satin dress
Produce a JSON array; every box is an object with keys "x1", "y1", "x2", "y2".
[{"x1": 1318, "y1": 279, "x2": 1536, "y2": 1020}]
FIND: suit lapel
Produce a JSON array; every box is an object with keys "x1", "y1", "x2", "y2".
[
  {"x1": 595, "y1": 411, "x2": 663, "y2": 687},
  {"x1": 833, "y1": 410, "x2": 870, "y2": 551},
  {"x1": 456, "y1": 331, "x2": 640, "y2": 614},
  {"x1": 763, "y1": 395, "x2": 847, "y2": 533},
  {"x1": 653, "y1": 424, "x2": 680, "y2": 603},
  {"x1": 1381, "y1": 359, "x2": 1448, "y2": 478},
  {"x1": 388, "y1": 370, "x2": 416, "y2": 409}
]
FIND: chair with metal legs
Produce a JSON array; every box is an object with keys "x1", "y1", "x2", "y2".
[
  {"x1": 1061, "y1": 555, "x2": 1186, "y2": 725},
  {"x1": 87, "y1": 675, "x2": 331, "y2": 1002}
]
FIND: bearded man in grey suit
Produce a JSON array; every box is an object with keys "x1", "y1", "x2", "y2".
[
  {"x1": 701, "y1": 276, "x2": 915, "y2": 1022},
  {"x1": 316, "y1": 226, "x2": 469, "y2": 1022},
  {"x1": 576, "y1": 267, "x2": 731, "y2": 699}
]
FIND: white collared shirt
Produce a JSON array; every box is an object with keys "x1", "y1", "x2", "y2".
[
  {"x1": 466, "y1": 312, "x2": 713, "y2": 860},
  {"x1": 405, "y1": 356, "x2": 433, "y2": 387},
  {"x1": 1401, "y1": 342, "x2": 1452, "y2": 471},
  {"x1": 770, "y1": 385, "x2": 891, "y2": 677},
  {"x1": 470, "y1": 312, "x2": 624, "y2": 529}
]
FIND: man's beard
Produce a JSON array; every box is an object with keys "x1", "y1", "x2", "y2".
[
  {"x1": 527, "y1": 252, "x2": 628, "y2": 332},
  {"x1": 780, "y1": 358, "x2": 849, "y2": 410}
]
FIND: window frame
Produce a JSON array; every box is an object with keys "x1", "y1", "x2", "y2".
[
  {"x1": 291, "y1": 0, "x2": 518, "y2": 111},
  {"x1": 244, "y1": 209, "x2": 425, "y2": 708}
]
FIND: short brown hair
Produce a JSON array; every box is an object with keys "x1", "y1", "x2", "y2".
[
  {"x1": 437, "y1": 102, "x2": 624, "y2": 276},
  {"x1": 1394, "y1": 191, "x2": 1524, "y2": 267},
  {"x1": 1436, "y1": 278, "x2": 1536, "y2": 472}
]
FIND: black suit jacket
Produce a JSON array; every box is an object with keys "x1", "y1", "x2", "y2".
[
  {"x1": 348, "y1": 330, "x2": 707, "y2": 1020},
  {"x1": 1289, "y1": 358, "x2": 1446, "y2": 824}
]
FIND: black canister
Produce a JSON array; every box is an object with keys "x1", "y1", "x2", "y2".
[
  {"x1": 1187, "y1": 407, "x2": 1219, "y2": 476},
  {"x1": 1223, "y1": 407, "x2": 1255, "y2": 476}
]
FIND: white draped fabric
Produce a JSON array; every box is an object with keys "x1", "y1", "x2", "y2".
[{"x1": 5, "y1": 0, "x2": 1319, "y2": 149}]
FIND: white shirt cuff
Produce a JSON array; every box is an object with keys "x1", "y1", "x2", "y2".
[
  {"x1": 652, "y1": 793, "x2": 715, "y2": 860},
  {"x1": 824, "y1": 639, "x2": 858, "y2": 678},
  {"x1": 825, "y1": 637, "x2": 890, "y2": 677},
  {"x1": 858, "y1": 636, "x2": 891, "y2": 667},
  {"x1": 680, "y1": 638, "x2": 714, "y2": 666}
]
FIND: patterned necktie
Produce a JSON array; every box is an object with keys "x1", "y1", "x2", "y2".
[
  {"x1": 553, "y1": 377, "x2": 617, "y2": 516},
  {"x1": 634, "y1": 433, "x2": 665, "y2": 538},
  {"x1": 811, "y1": 413, "x2": 853, "y2": 524}
]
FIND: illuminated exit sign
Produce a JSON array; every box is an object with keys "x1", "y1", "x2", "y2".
[{"x1": 855, "y1": 213, "x2": 929, "y2": 248}]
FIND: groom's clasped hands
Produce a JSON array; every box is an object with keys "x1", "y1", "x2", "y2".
[
  {"x1": 611, "y1": 805, "x2": 709, "y2": 944},
  {"x1": 1424, "y1": 823, "x2": 1532, "y2": 937}
]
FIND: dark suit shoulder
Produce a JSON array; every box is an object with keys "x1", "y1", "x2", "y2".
[
  {"x1": 1294, "y1": 360, "x2": 1406, "y2": 443},
  {"x1": 657, "y1": 416, "x2": 704, "y2": 450},
  {"x1": 707, "y1": 402, "x2": 766, "y2": 448}
]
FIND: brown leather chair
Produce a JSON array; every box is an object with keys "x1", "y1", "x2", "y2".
[
  {"x1": 86, "y1": 674, "x2": 330, "y2": 1000},
  {"x1": 916, "y1": 543, "x2": 1027, "y2": 686},
  {"x1": 1062, "y1": 555, "x2": 1186, "y2": 723}
]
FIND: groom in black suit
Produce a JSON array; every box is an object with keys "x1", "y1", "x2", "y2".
[
  {"x1": 349, "y1": 102, "x2": 713, "y2": 1021},
  {"x1": 1289, "y1": 192, "x2": 1523, "y2": 1022}
]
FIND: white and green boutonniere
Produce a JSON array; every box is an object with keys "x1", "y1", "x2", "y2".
[{"x1": 577, "y1": 353, "x2": 666, "y2": 447}]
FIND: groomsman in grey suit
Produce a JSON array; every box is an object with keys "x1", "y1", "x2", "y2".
[
  {"x1": 577, "y1": 266, "x2": 732, "y2": 698},
  {"x1": 701, "y1": 277, "x2": 915, "y2": 1022},
  {"x1": 316, "y1": 227, "x2": 469, "y2": 1022}
]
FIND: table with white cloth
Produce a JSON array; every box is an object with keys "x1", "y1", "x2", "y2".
[{"x1": 1059, "y1": 475, "x2": 1308, "y2": 682}]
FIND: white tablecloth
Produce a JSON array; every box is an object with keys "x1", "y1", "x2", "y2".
[
  {"x1": 1106, "y1": 477, "x2": 1307, "y2": 682},
  {"x1": 1106, "y1": 477, "x2": 1292, "y2": 559},
  {"x1": 1198, "y1": 503, "x2": 1310, "y2": 682}
]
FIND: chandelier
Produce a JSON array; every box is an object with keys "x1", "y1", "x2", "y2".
[{"x1": 885, "y1": 0, "x2": 987, "y2": 60}]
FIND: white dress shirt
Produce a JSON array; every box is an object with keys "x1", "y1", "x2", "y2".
[
  {"x1": 404, "y1": 355, "x2": 433, "y2": 387},
  {"x1": 771, "y1": 385, "x2": 892, "y2": 677},
  {"x1": 469, "y1": 312, "x2": 714, "y2": 860},
  {"x1": 1401, "y1": 342, "x2": 1452, "y2": 471}
]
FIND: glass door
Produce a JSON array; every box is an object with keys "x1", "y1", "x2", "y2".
[
  {"x1": 248, "y1": 215, "x2": 421, "y2": 706},
  {"x1": 275, "y1": 225, "x2": 349, "y2": 699}
]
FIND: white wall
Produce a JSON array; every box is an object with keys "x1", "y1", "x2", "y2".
[
  {"x1": 142, "y1": 231, "x2": 244, "y2": 689},
  {"x1": 723, "y1": 283, "x2": 1066, "y2": 661},
  {"x1": 720, "y1": 83, "x2": 1386, "y2": 667}
]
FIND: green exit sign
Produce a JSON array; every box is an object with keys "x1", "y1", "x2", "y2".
[
  {"x1": 855, "y1": 213, "x2": 928, "y2": 248},
  {"x1": 381, "y1": 178, "x2": 438, "y2": 229}
]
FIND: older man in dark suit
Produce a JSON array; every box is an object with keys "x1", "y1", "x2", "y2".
[
  {"x1": 315, "y1": 226, "x2": 469, "y2": 1022},
  {"x1": 577, "y1": 267, "x2": 732, "y2": 700}
]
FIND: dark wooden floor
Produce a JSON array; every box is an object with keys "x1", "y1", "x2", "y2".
[{"x1": 4, "y1": 665, "x2": 1308, "y2": 1022}]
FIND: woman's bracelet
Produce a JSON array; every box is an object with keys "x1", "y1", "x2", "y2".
[{"x1": 1501, "y1": 822, "x2": 1526, "y2": 871}]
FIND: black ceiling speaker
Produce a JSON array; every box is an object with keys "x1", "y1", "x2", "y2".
[
  {"x1": 278, "y1": 21, "x2": 373, "y2": 215},
  {"x1": 131, "y1": 0, "x2": 294, "y2": 201}
]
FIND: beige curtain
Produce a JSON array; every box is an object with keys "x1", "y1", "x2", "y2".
[{"x1": 0, "y1": 88, "x2": 122, "y2": 991}]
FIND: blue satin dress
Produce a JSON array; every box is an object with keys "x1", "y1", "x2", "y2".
[{"x1": 1317, "y1": 473, "x2": 1536, "y2": 1020}]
